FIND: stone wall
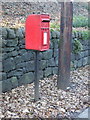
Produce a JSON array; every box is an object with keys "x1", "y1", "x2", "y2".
[{"x1": 0, "y1": 27, "x2": 90, "y2": 92}]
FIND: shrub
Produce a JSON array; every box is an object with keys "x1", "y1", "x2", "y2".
[
  {"x1": 73, "y1": 15, "x2": 88, "y2": 28},
  {"x1": 50, "y1": 22, "x2": 60, "y2": 31},
  {"x1": 73, "y1": 39, "x2": 83, "y2": 54}
]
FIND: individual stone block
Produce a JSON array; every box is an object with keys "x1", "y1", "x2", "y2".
[
  {"x1": 19, "y1": 72, "x2": 34, "y2": 86},
  {"x1": 3, "y1": 47, "x2": 15, "y2": 52},
  {"x1": 26, "y1": 61, "x2": 35, "y2": 72},
  {"x1": 2, "y1": 79, "x2": 12, "y2": 92},
  {"x1": 87, "y1": 45, "x2": 90, "y2": 50},
  {"x1": 42, "y1": 50, "x2": 53, "y2": 60},
  {"x1": 19, "y1": 38, "x2": 25, "y2": 45},
  {"x1": 8, "y1": 51, "x2": 18, "y2": 57},
  {"x1": 88, "y1": 56, "x2": 90, "y2": 64},
  {"x1": 47, "y1": 58, "x2": 55, "y2": 67},
  {"x1": 21, "y1": 52, "x2": 34, "y2": 62},
  {"x1": 19, "y1": 45, "x2": 25, "y2": 49},
  {"x1": 78, "y1": 59, "x2": 83, "y2": 67},
  {"x1": 16, "y1": 62, "x2": 26, "y2": 69},
  {"x1": 27, "y1": 51, "x2": 35, "y2": 60},
  {"x1": 18, "y1": 49, "x2": 27, "y2": 55},
  {"x1": 0, "y1": 72, "x2": 2, "y2": 81},
  {"x1": 38, "y1": 52, "x2": 43, "y2": 60},
  {"x1": 55, "y1": 56, "x2": 58, "y2": 66},
  {"x1": 80, "y1": 52, "x2": 85, "y2": 58},
  {"x1": 85, "y1": 45, "x2": 88, "y2": 50},
  {"x1": 40, "y1": 60, "x2": 47, "y2": 70},
  {"x1": 84, "y1": 40, "x2": 88, "y2": 46},
  {"x1": 0, "y1": 81, "x2": 2, "y2": 93},
  {"x1": 54, "y1": 49, "x2": 58, "y2": 58},
  {"x1": 78, "y1": 52, "x2": 82, "y2": 59},
  {"x1": 0, "y1": 72, "x2": 7, "y2": 81},
  {"x1": 88, "y1": 50, "x2": 90, "y2": 56},
  {"x1": 52, "y1": 67, "x2": 58, "y2": 75},
  {"x1": 2, "y1": 53, "x2": 8, "y2": 61},
  {"x1": 39, "y1": 70, "x2": 43, "y2": 79},
  {"x1": 83, "y1": 45, "x2": 86, "y2": 51},
  {"x1": 75, "y1": 53, "x2": 80, "y2": 60},
  {"x1": 7, "y1": 28, "x2": 16, "y2": 39},
  {"x1": 3, "y1": 58, "x2": 15, "y2": 72},
  {"x1": 73, "y1": 60, "x2": 78, "y2": 69},
  {"x1": 83, "y1": 57, "x2": 88, "y2": 66},
  {"x1": 2, "y1": 39, "x2": 7, "y2": 47},
  {"x1": 16, "y1": 28, "x2": 24, "y2": 39},
  {"x1": 11, "y1": 77, "x2": 18, "y2": 89},
  {"x1": 14, "y1": 56, "x2": 22, "y2": 64},
  {"x1": 7, "y1": 70, "x2": 23, "y2": 78},
  {"x1": 83, "y1": 51, "x2": 86, "y2": 57},
  {"x1": 71, "y1": 53, "x2": 75, "y2": 61},
  {"x1": 84, "y1": 50, "x2": 89, "y2": 57},
  {"x1": 0, "y1": 61, "x2": 2, "y2": 72},
  {"x1": 6, "y1": 38, "x2": 18, "y2": 47},
  {"x1": 44, "y1": 67, "x2": 52, "y2": 77},
  {"x1": 1, "y1": 27, "x2": 7, "y2": 39}
]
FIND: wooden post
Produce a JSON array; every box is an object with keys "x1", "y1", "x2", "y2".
[{"x1": 57, "y1": 2, "x2": 73, "y2": 90}]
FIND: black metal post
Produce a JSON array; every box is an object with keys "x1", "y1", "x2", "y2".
[{"x1": 34, "y1": 51, "x2": 40, "y2": 101}]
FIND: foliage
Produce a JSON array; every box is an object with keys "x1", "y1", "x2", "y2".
[
  {"x1": 50, "y1": 22, "x2": 60, "y2": 31},
  {"x1": 73, "y1": 39, "x2": 83, "y2": 54},
  {"x1": 50, "y1": 15, "x2": 88, "y2": 30},
  {"x1": 73, "y1": 15, "x2": 88, "y2": 28},
  {"x1": 81, "y1": 30, "x2": 89, "y2": 40},
  {"x1": 72, "y1": 30, "x2": 89, "y2": 40}
]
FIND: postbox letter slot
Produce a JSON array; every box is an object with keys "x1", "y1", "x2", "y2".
[
  {"x1": 42, "y1": 19, "x2": 50, "y2": 22},
  {"x1": 41, "y1": 28, "x2": 49, "y2": 30}
]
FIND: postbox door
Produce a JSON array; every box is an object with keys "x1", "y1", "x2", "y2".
[{"x1": 41, "y1": 29, "x2": 50, "y2": 49}]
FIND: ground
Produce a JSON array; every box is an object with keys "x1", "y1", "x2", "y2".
[
  {"x1": 0, "y1": 65, "x2": 89, "y2": 118},
  {"x1": 1, "y1": 2, "x2": 88, "y2": 28}
]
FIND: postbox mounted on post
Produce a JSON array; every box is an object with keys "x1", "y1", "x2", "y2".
[
  {"x1": 25, "y1": 14, "x2": 50, "y2": 101},
  {"x1": 25, "y1": 14, "x2": 50, "y2": 51}
]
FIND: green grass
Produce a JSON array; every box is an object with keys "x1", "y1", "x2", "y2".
[
  {"x1": 73, "y1": 15, "x2": 88, "y2": 28},
  {"x1": 50, "y1": 15, "x2": 88, "y2": 30},
  {"x1": 50, "y1": 22, "x2": 60, "y2": 31}
]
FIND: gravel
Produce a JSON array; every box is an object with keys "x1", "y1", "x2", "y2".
[{"x1": 0, "y1": 65, "x2": 89, "y2": 118}]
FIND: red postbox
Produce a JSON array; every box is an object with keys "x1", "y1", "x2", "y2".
[{"x1": 25, "y1": 14, "x2": 50, "y2": 51}]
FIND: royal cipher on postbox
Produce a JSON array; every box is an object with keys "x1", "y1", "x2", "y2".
[{"x1": 25, "y1": 14, "x2": 50, "y2": 51}]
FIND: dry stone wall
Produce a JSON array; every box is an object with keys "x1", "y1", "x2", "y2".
[{"x1": 0, "y1": 27, "x2": 90, "y2": 92}]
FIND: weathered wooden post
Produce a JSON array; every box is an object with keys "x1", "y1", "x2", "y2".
[{"x1": 57, "y1": 2, "x2": 73, "y2": 90}]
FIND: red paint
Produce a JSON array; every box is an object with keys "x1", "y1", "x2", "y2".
[{"x1": 25, "y1": 14, "x2": 50, "y2": 51}]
